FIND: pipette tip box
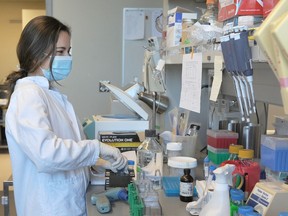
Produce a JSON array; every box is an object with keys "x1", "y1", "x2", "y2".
[
  {"x1": 261, "y1": 135, "x2": 288, "y2": 172},
  {"x1": 207, "y1": 129, "x2": 238, "y2": 149}
]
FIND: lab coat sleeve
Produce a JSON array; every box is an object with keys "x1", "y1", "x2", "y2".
[{"x1": 5, "y1": 84, "x2": 100, "y2": 173}]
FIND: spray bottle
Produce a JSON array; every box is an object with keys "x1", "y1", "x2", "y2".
[{"x1": 199, "y1": 164, "x2": 235, "y2": 216}]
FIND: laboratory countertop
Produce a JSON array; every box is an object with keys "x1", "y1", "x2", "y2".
[
  {"x1": 86, "y1": 155, "x2": 205, "y2": 216},
  {"x1": 86, "y1": 184, "x2": 191, "y2": 216}
]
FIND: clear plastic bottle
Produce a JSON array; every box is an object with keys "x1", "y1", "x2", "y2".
[
  {"x1": 136, "y1": 129, "x2": 163, "y2": 190},
  {"x1": 180, "y1": 168, "x2": 194, "y2": 202},
  {"x1": 228, "y1": 144, "x2": 244, "y2": 160},
  {"x1": 198, "y1": 0, "x2": 219, "y2": 26}
]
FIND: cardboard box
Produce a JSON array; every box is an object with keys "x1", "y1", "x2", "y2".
[
  {"x1": 263, "y1": 0, "x2": 279, "y2": 17},
  {"x1": 166, "y1": 7, "x2": 197, "y2": 48},
  {"x1": 218, "y1": 0, "x2": 263, "y2": 22}
]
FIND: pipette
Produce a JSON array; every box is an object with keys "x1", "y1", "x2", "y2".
[
  {"x1": 220, "y1": 35, "x2": 246, "y2": 122},
  {"x1": 240, "y1": 28, "x2": 257, "y2": 113},
  {"x1": 230, "y1": 32, "x2": 252, "y2": 120},
  {"x1": 232, "y1": 27, "x2": 254, "y2": 114}
]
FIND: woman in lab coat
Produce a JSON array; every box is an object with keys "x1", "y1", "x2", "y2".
[{"x1": 5, "y1": 16, "x2": 127, "y2": 216}]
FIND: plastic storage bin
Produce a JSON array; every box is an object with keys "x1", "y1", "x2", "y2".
[
  {"x1": 161, "y1": 132, "x2": 197, "y2": 157},
  {"x1": 261, "y1": 135, "x2": 288, "y2": 172},
  {"x1": 207, "y1": 129, "x2": 238, "y2": 149}
]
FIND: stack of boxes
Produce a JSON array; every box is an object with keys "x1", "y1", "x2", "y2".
[
  {"x1": 207, "y1": 129, "x2": 238, "y2": 165},
  {"x1": 218, "y1": 0, "x2": 263, "y2": 27},
  {"x1": 166, "y1": 7, "x2": 198, "y2": 49}
]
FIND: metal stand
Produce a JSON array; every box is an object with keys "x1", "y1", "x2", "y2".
[{"x1": 1, "y1": 175, "x2": 13, "y2": 216}]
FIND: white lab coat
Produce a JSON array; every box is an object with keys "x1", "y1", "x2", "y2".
[{"x1": 5, "y1": 76, "x2": 100, "y2": 216}]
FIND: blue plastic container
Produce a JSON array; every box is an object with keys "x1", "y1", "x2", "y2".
[{"x1": 261, "y1": 135, "x2": 288, "y2": 172}]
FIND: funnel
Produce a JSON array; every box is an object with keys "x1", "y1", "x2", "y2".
[{"x1": 138, "y1": 92, "x2": 169, "y2": 114}]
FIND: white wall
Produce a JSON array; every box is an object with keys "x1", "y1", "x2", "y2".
[
  {"x1": 51, "y1": 0, "x2": 162, "y2": 122},
  {"x1": 0, "y1": 2, "x2": 45, "y2": 82}
]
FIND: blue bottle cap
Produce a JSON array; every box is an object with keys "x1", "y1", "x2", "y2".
[
  {"x1": 230, "y1": 188, "x2": 244, "y2": 196},
  {"x1": 204, "y1": 156, "x2": 210, "y2": 163},
  {"x1": 209, "y1": 165, "x2": 217, "y2": 172},
  {"x1": 230, "y1": 190, "x2": 244, "y2": 202},
  {"x1": 279, "y1": 212, "x2": 288, "y2": 216},
  {"x1": 128, "y1": 160, "x2": 135, "y2": 165},
  {"x1": 238, "y1": 205, "x2": 253, "y2": 214}
]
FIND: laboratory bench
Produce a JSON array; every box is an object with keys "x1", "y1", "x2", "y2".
[
  {"x1": 86, "y1": 154, "x2": 206, "y2": 216},
  {"x1": 86, "y1": 184, "x2": 191, "y2": 216},
  {"x1": 2, "y1": 154, "x2": 206, "y2": 216}
]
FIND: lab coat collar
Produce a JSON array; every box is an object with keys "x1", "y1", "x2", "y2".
[{"x1": 17, "y1": 76, "x2": 50, "y2": 89}]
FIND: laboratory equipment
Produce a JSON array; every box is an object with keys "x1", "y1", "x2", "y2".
[
  {"x1": 128, "y1": 180, "x2": 162, "y2": 216},
  {"x1": 261, "y1": 135, "x2": 288, "y2": 172},
  {"x1": 136, "y1": 129, "x2": 163, "y2": 190},
  {"x1": 199, "y1": 164, "x2": 236, "y2": 216},
  {"x1": 104, "y1": 169, "x2": 134, "y2": 189},
  {"x1": 221, "y1": 157, "x2": 261, "y2": 200},
  {"x1": 141, "y1": 37, "x2": 169, "y2": 130},
  {"x1": 83, "y1": 82, "x2": 149, "y2": 141},
  {"x1": 138, "y1": 91, "x2": 169, "y2": 114},
  {"x1": 180, "y1": 168, "x2": 194, "y2": 202},
  {"x1": 90, "y1": 187, "x2": 128, "y2": 214},
  {"x1": 254, "y1": 0, "x2": 288, "y2": 113},
  {"x1": 207, "y1": 129, "x2": 239, "y2": 149},
  {"x1": 242, "y1": 123, "x2": 261, "y2": 158},
  {"x1": 246, "y1": 182, "x2": 288, "y2": 216}
]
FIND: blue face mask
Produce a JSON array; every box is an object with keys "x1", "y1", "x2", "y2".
[{"x1": 41, "y1": 56, "x2": 72, "y2": 81}]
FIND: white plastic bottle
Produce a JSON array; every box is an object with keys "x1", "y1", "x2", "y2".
[{"x1": 199, "y1": 164, "x2": 236, "y2": 216}]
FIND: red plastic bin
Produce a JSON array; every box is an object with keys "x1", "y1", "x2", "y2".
[{"x1": 207, "y1": 129, "x2": 238, "y2": 149}]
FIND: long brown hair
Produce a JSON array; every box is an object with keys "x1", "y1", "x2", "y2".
[{"x1": 5, "y1": 16, "x2": 71, "y2": 103}]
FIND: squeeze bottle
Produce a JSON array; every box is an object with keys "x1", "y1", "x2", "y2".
[{"x1": 199, "y1": 164, "x2": 236, "y2": 216}]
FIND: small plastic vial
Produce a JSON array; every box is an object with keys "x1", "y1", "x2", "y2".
[
  {"x1": 180, "y1": 168, "x2": 194, "y2": 202},
  {"x1": 203, "y1": 156, "x2": 210, "y2": 180}
]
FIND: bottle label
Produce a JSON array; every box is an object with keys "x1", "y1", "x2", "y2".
[{"x1": 180, "y1": 182, "x2": 193, "y2": 197}]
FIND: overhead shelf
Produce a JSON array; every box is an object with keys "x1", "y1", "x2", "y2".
[{"x1": 164, "y1": 50, "x2": 223, "y2": 64}]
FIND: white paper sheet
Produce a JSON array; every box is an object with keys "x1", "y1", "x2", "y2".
[
  {"x1": 179, "y1": 53, "x2": 202, "y2": 113},
  {"x1": 210, "y1": 55, "x2": 223, "y2": 101},
  {"x1": 124, "y1": 9, "x2": 145, "y2": 40}
]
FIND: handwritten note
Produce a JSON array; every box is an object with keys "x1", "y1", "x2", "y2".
[{"x1": 179, "y1": 53, "x2": 202, "y2": 113}]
